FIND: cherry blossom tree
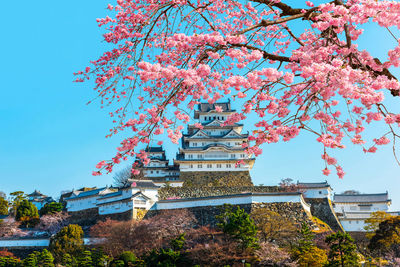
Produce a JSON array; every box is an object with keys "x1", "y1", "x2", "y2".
[{"x1": 76, "y1": 0, "x2": 400, "y2": 177}]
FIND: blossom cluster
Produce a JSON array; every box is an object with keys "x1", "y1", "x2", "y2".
[{"x1": 76, "y1": 0, "x2": 400, "y2": 178}]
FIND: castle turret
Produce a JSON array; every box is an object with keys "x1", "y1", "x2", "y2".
[
  {"x1": 174, "y1": 101, "x2": 255, "y2": 172},
  {"x1": 141, "y1": 147, "x2": 181, "y2": 187}
]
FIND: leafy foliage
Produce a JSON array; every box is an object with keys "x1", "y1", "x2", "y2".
[
  {"x1": 15, "y1": 200, "x2": 39, "y2": 228},
  {"x1": 23, "y1": 249, "x2": 54, "y2": 267},
  {"x1": 118, "y1": 251, "x2": 137, "y2": 265},
  {"x1": 0, "y1": 196, "x2": 9, "y2": 216},
  {"x1": 368, "y1": 216, "x2": 400, "y2": 254},
  {"x1": 364, "y1": 211, "x2": 394, "y2": 240},
  {"x1": 325, "y1": 231, "x2": 359, "y2": 267},
  {"x1": 0, "y1": 256, "x2": 21, "y2": 267},
  {"x1": 250, "y1": 208, "x2": 298, "y2": 245},
  {"x1": 216, "y1": 204, "x2": 259, "y2": 250},
  {"x1": 49, "y1": 224, "x2": 84, "y2": 263},
  {"x1": 290, "y1": 223, "x2": 328, "y2": 266},
  {"x1": 144, "y1": 235, "x2": 189, "y2": 267},
  {"x1": 9, "y1": 191, "x2": 26, "y2": 216},
  {"x1": 39, "y1": 202, "x2": 63, "y2": 216}
]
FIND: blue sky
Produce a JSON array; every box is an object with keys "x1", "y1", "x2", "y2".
[{"x1": 1, "y1": 0, "x2": 399, "y2": 210}]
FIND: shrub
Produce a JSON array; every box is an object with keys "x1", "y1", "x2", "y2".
[
  {"x1": 325, "y1": 231, "x2": 359, "y2": 267},
  {"x1": 39, "y1": 202, "x2": 63, "y2": 216},
  {"x1": 49, "y1": 224, "x2": 84, "y2": 262},
  {"x1": 216, "y1": 204, "x2": 259, "y2": 250},
  {"x1": 15, "y1": 200, "x2": 39, "y2": 227}
]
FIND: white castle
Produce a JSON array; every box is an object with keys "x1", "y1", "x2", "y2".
[
  {"x1": 63, "y1": 101, "x2": 397, "y2": 233},
  {"x1": 141, "y1": 101, "x2": 255, "y2": 187}
]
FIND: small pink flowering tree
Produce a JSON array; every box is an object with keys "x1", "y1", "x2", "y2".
[{"x1": 77, "y1": 0, "x2": 400, "y2": 178}]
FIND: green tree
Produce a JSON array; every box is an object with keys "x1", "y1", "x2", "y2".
[
  {"x1": 39, "y1": 202, "x2": 63, "y2": 216},
  {"x1": 110, "y1": 260, "x2": 125, "y2": 267},
  {"x1": 49, "y1": 224, "x2": 84, "y2": 263},
  {"x1": 250, "y1": 209, "x2": 298, "y2": 245},
  {"x1": 216, "y1": 204, "x2": 259, "y2": 250},
  {"x1": 297, "y1": 223, "x2": 314, "y2": 251},
  {"x1": 0, "y1": 196, "x2": 9, "y2": 215},
  {"x1": 364, "y1": 211, "x2": 394, "y2": 239},
  {"x1": 291, "y1": 223, "x2": 328, "y2": 266},
  {"x1": 325, "y1": 232, "x2": 359, "y2": 267},
  {"x1": 22, "y1": 250, "x2": 54, "y2": 267},
  {"x1": 92, "y1": 248, "x2": 112, "y2": 267},
  {"x1": 144, "y1": 234, "x2": 189, "y2": 267},
  {"x1": 0, "y1": 256, "x2": 21, "y2": 267},
  {"x1": 77, "y1": 250, "x2": 92, "y2": 267},
  {"x1": 368, "y1": 216, "x2": 400, "y2": 253},
  {"x1": 9, "y1": 191, "x2": 26, "y2": 216},
  {"x1": 23, "y1": 251, "x2": 40, "y2": 267},
  {"x1": 118, "y1": 251, "x2": 137, "y2": 265},
  {"x1": 61, "y1": 253, "x2": 76, "y2": 267},
  {"x1": 39, "y1": 249, "x2": 54, "y2": 267},
  {"x1": 295, "y1": 246, "x2": 328, "y2": 267},
  {"x1": 15, "y1": 200, "x2": 39, "y2": 227}
]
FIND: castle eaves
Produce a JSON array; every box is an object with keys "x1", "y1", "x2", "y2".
[{"x1": 333, "y1": 192, "x2": 389, "y2": 203}]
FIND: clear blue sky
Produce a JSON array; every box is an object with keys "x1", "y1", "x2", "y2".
[{"x1": 1, "y1": 1, "x2": 399, "y2": 210}]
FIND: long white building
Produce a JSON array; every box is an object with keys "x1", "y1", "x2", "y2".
[
  {"x1": 175, "y1": 101, "x2": 255, "y2": 172},
  {"x1": 65, "y1": 180, "x2": 160, "y2": 219},
  {"x1": 297, "y1": 181, "x2": 333, "y2": 199},
  {"x1": 333, "y1": 191, "x2": 391, "y2": 232}
]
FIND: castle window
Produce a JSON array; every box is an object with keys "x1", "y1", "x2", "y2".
[
  {"x1": 150, "y1": 171, "x2": 153, "y2": 174},
  {"x1": 207, "y1": 164, "x2": 212, "y2": 168},
  {"x1": 198, "y1": 164, "x2": 202, "y2": 168},
  {"x1": 217, "y1": 164, "x2": 222, "y2": 168},
  {"x1": 190, "y1": 164, "x2": 193, "y2": 168},
  {"x1": 226, "y1": 164, "x2": 231, "y2": 168},
  {"x1": 231, "y1": 154, "x2": 236, "y2": 158}
]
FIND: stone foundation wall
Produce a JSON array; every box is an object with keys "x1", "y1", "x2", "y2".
[
  {"x1": 159, "y1": 186, "x2": 282, "y2": 200},
  {"x1": 180, "y1": 171, "x2": 253, "y2": 187},
  {"x1": 146, "y1": 202, "x2": 313, "y2": 228},
  {"x1": 68, "y1": 208, "x2": 100, "y2": 226},
  {"x1": 305, "y1": 198, "x2": 343, "y2": 232},
  {"x1": 68, "y1": 209, "x2": 133, "y2": 227}
]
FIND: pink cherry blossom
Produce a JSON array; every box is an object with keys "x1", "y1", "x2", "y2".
[{"x1": 77, "y1": 0, "x2": 400, "y2": 178}]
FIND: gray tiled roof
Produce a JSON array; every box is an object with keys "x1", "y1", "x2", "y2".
[
  {"x1": 145, "y1": 147, "x2": 164, "y2": 153},
  {"x1": 198, "y1": 102, "x2": 232, "y2": 112},
  {"x1": 123, "y1": 179, "x2": 160, "y2": 189},
  {"x1": 334, "y1": 192, "x2": 389, "y2": 203},
  {"x1": 98, "y1": 191, "x2": 122, "y2": 199},
  {"x1": 65, "y1": 187, "x2": 106, "y2": 200},
  {"x1": 27, "y1": 190, "x2": 45, "y2": 197},
  {"x1": 297, "y1": 181, "x2": 330, "y2": 188}
]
